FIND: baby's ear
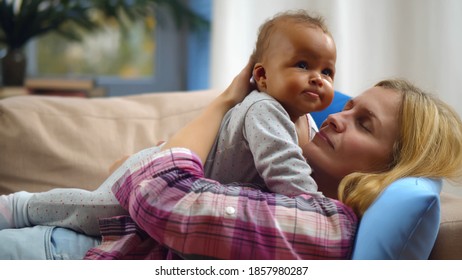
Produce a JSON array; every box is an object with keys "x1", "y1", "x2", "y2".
[{"x1": 253, "y1": 63, "x2": 267, "y2": 91}]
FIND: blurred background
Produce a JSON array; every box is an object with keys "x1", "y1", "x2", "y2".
[
  {"x1": 1, "y1": 0, "x2": 461, "y2": 193},
  {"x1": 0, "y1": 0, "x2": 212, "y2": 95}
]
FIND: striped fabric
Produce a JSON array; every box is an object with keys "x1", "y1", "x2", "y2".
[{"x1": 85, "y1": 148, "x2": 357, "y2": 260}]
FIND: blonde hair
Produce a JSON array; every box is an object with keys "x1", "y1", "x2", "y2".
[
  {"x1": 338, "y1": 79, "x2": 462, "y2": 217},
  {"x1": 250, "y1": 10, "x2": 331, "y2": 65}
]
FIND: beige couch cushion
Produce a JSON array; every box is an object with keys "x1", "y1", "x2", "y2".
[
  {"x1": 429, "y1": 192, "x2": 462, "y2": 259},
  {"x1": 0, "y1": 90, "x2": 217, "y2": 194}
]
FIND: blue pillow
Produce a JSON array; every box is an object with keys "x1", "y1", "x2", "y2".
[
  {"x1": 311, "y1": 91, "x2": 442, "y2": 260},
  {"x1": 352, "y1": 177, "x2": 441, "y2": 259}
]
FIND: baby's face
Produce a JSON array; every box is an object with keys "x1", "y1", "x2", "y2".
[{"x1": 257, "y1": 23, "x2": 336, "y2": 120}]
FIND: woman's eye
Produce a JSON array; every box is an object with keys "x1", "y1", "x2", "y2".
[
  {"x1": 361, "y1": 124, "x2": 371, "y2": 132},
  {"x1": 296, "y1": 62, "x2": 308, "y2": 69},
  {"x1": 358, "y1": 120, "x2": 372, "y2": 132}
]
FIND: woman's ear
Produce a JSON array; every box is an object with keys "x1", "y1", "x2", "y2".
[{"x1": 253, "y1": 63, "x2": 267, "y2": 91}]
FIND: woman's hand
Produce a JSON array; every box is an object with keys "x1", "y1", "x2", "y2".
[
  {"x1": 162, "y1": 60, "x2": 256, "y2": 163},
  {"x1": 219, "y1": 59, "x2": 256, "y2": 107}
]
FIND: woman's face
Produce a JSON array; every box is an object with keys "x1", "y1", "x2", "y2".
[{"x1": 303, "y1": 86, "x2": 401, "y2": 183}]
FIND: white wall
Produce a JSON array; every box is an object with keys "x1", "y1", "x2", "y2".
[{"x1": 210, "y1": 0, "x2": 462, "y2": 195}]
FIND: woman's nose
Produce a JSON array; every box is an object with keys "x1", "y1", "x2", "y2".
[{"x1": 325, "y1": 113, "x2": 345, "y2": 132}]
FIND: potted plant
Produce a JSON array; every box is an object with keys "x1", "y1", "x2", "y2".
[{"x1": 0, "y1": 0, "x2": 208, "y2": 86}]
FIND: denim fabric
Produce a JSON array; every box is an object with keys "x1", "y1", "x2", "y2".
[
  {"x1": 0, "y1": 226, "x2": 100, "y2": 260},
  {"x1": 50, "y1": 227, "x2": 101, "y2": 260}
]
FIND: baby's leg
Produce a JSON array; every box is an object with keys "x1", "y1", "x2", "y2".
[
  {"x1": 0, "y1": 183, "x2": 120, "y2": 236},
  {"x1": 0, "y1": 191, "x2": 33, "y2": 229},
  {"x1": 27, "y1": 185, "x2": 125, "y2": 236},
  {"x1": 28, "y1": 145, "x2": 162, "y2": 236},
  {"x1": 2, "y1": 145, "x2": 162, "y2": 236}
]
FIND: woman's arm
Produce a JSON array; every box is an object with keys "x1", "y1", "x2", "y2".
[
  {"x1": 161, "y1": 61, "x2": 255, "y2": 162},
  {"x1": 112, "y1": 148, "x2": 358, "y2": 260},
  {"x1": 106, "y1": 63, "x2": 254, "y2": 173}
]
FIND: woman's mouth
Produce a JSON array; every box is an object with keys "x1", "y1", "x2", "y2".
[{"x1": 316, "y1": 131, "x2": 334, "y2": 149}]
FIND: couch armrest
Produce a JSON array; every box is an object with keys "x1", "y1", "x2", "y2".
[{"x1": 0, "y1": 90, "x2": 218, "y2": 194}]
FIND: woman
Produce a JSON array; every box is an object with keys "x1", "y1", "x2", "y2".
[{"x1": 1, "y1": 62, "x2": 462, "y2": 260}]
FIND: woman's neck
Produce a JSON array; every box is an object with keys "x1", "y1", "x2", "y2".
[
  {"x1": 295, "y1": 116, "x2": 310, "y2": 149},
  {"x1": 311, "y1": 169, "x2": 340, "y2": 200}
]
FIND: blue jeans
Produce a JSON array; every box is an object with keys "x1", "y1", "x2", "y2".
[{"x1": 0, "y1": 226, "x2": 101, "y2": 260}]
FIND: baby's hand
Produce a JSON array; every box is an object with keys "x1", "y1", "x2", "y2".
[{"x1": 108, "y1": 155, "x2": 130, "y2": 174}]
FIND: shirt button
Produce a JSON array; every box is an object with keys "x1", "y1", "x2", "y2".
[{"x1": 225, "y1": 206, "x2": 236, "y2": 215}]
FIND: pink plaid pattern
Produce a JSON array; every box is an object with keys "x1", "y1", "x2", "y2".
[{"x1": 85, "y1": 148, "x2": 357, "y2": 260}]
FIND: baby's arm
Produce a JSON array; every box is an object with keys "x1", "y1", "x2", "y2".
[{"x1": 244, "y1": 100, "x2": 320, "y2": 197}]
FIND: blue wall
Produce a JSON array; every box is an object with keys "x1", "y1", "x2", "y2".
[{"x1": 187, "y1": 0, "x2": 211, "y2": 90}]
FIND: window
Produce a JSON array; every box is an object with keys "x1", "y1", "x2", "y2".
[
  {"x1": 34, "y1": 18, "x2": 156, "y2": 79},
  {"x1": 25, "y1": 2, "x2": 210, "y2": 96}
]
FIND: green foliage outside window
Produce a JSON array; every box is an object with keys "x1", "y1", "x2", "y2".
[
  {"x1": 36, "y1": 16, "x2": 156, "y2": 78},
  {"x1": 0, "y1": 0, "x2": 208, "y2": 79}
]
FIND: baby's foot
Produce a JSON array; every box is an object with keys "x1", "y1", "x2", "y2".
[
  {"x1": 0, "y1": 194, "x2": 14, "y2": 229},
  {"x1": 0, "y1": 191, "x2": 32, "y2": 229}
]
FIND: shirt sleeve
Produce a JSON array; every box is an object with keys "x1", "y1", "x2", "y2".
[
  {"x1": 243, "y1": 99, "x2": 320, "y2": 196},
  {"x1": 112, "y1": 148, "x2": 358, "y2": 260}
]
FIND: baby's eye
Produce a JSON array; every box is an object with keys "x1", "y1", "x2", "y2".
[
  {"x1": 322, "y1": 68, "x2": 334, "y2": 77},
  {"x1": 296, "y1": 61, "x2": 308, "y2": 69}
]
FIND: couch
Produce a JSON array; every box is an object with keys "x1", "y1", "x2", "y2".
[{"x1": 0, "y1": 89, "x2": 461, "y2": 259}]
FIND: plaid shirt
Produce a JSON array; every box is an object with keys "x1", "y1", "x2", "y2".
[{"x1": 85, "y1": 148, "x2": 357, "y2": 260}]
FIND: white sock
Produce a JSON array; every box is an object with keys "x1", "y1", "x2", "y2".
[{"x1": 0, "y1": 191, "x2": 33, "y2": 229}]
